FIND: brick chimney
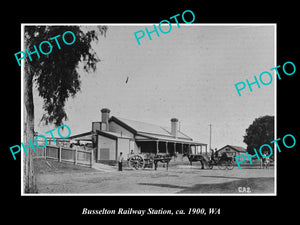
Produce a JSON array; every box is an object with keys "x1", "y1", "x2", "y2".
[
  {"x1": 171, "y1": 118, "x2": 179, "y2": 138},
  {"x1": 101, "y1": 108, "x2": 111, "y2": 131}
]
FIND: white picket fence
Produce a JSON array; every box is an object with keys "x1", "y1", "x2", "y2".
[{"x1": 34, "y1": 145, "x2": 94, "y2": 168}]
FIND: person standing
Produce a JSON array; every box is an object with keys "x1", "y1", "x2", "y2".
[
  {"x1": 118, "y1": 152, "x2": 124, "y2": 171},
  {"x1": 210, "y1": 148, "x2": 215, "y2": 161}
]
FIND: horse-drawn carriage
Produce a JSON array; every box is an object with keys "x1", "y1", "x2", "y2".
[
  {"x1": 207, "y1": 154, "x2": 234, "y2": 170},
  {"x1": 127, "y1": 153, "x2": 172, "y2": 170},
  {"x1": 127, "y1": 151, "x2": 234, "y2": 171},
  {"x1": 184, "y1": 152, "x2": 234, "y2": 170}
]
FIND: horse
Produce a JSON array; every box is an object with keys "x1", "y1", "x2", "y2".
[
  {"x1": 153, "y1": 153, "x2": 172, "y2": 171},
  {"x1": 183, "y1": 153, "x2": 208, "y2": 169}
]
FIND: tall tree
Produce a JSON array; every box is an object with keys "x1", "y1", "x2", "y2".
[
  {"x1": 243, "y1": 115, "x2": 274, "y2": 155},
  {"x1": 23, "y1": 25, "x2": 107, "y2": 193}
]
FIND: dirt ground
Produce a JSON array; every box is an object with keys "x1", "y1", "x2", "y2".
[{"x1": 34, "y1": 159, "x2": 275, "y2": 194}]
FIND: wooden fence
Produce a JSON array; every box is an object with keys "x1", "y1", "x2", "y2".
[{"x1": 34, "y1": 145, "x2": 94, "y2": 168}]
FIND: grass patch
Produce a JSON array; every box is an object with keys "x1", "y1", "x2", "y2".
[{"x1": 34, "y1": 158, "x2": 98, "y2": 174}]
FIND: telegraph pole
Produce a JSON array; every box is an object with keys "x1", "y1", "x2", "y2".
[{"x1": 209, "y1": 124, "x2": 212, "y2": 151}]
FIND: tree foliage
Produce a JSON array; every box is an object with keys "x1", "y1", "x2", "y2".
[
  {"x1": 243, "y1": 115, "x2": 274, "y2": 155},
  {"x1": 25, "y1": 25, "x2": 107, "y2": 127},
  {"x1": 23, "y1": 25, "x2": 107, "y2": 193}
]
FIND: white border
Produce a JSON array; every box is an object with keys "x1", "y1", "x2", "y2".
[
  {"x1": 21, "y1": 23, "x2": 277, "y2": 196},
  {"x1": 274, "y1": 24, "x2": 277, "y2": 196},
  {"x1": 21, "y1": 24, "x2": 25, "y2": 195}
]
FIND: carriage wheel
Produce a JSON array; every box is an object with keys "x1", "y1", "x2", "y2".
[
  {"x1": 218, "y1": 161, "x2": 226, "y2": 170},
  {"x1": 226, "y1": 161, "x2": 234, "y2": 170},
  {"x1": 128, "y1": 155, "x2": 145, "y2": 170}
]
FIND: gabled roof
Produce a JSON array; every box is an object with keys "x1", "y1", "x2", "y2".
[
  {"x1": 217, "y1": 145, "x2": 247, "y2": 152},
  {"x1": 68, "y1": 131, "x2": 93, "y2": 141},
  {"x1": 68, "y1": 130, "x2": 133, "y2": 141},
  {"x1": 96, "y1": 130, "x2": 133, "y2": 140},
  {"x1": 110, "y1": 116, "x2": 193, "y2": 140}
]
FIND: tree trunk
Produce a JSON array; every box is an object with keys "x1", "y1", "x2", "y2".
[{"x1": 23, "y1": 62, "x2": 37, "y2": 193}]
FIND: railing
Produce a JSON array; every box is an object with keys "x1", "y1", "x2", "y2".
[{"x1": 34, "y1": 145, "x2": 94, "y2": 168}]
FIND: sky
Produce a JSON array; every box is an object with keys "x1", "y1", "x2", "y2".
[{"x1": 32, "y1": 24, "x2": 275, "y2": 149}]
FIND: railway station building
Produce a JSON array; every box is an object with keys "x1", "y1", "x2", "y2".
[{"x1": 69, "y1": 108, "x2": 207, "y2": 163}]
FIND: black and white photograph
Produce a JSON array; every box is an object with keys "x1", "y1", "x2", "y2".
[
  {"x1": 4, "y1": 5, "x2": 298, "y2": 221},
  {"x1": 21, "y1": 24, "x2": 276, "y2": 195}
]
